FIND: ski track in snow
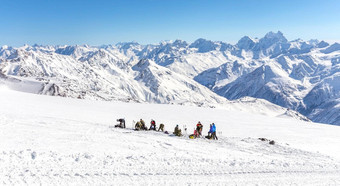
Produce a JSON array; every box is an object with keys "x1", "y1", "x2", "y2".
[{"x1": 1, "y1": 89, "x2": 340, "y2": 185}]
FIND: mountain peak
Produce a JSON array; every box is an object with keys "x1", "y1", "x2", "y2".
[
  {"x1": 262, "y1": 31, "x2": 287, "y2": 43},
  {"x1": 0, "y1": 45, "x2": 9, "y2": 50},
  {"x1": 189, "y1": 38, "x2": 217, "y2": 53},
  {"x1": 317, "y1": 41, "x2": 330, "y2": 48},
  {"x1": 308, "y1": 39, "x2": 319, "y2": 45},
  {"x1": 321, "y1": 42, "x2": 340, "y2": 54},
  {"x1": 132, "y1": 59, "x2": 153, "y2": 71},
  {"x1": 258, "y1": 31, "x2": 288, "y2": 49},
  {"x1": 236, "y1": 36, "x2": 256, "y2": 50},
  {"x1": 116, "y1": 42, "x2": 141, "y2": 51},
  {"x1": 264, "y1": 31, "x2": 285, "y2": 40},
  {"x1": 190, "y1": 38, "x2": 211, "y2": 46},
  {"x1": 172, "y1": 39, "x2": 188, "y2": 48}
]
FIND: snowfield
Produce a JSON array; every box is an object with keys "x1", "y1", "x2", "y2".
[{"x1": 1, "y1": 87, "x2": 340, "y2": 185}]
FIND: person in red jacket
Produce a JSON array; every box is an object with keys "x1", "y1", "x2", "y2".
[
  {"x1": 196, "y1": 121, "x2": 203, "y2": 137},
  {"x1": 149, "y1": 119, "x2": 156, "y2": 130}
]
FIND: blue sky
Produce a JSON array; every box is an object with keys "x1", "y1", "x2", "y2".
[{"x1": 0, "y1": 0, "x2": 339, "y2": 46}]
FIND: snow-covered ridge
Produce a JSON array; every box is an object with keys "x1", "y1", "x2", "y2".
[{"x1": 1, "y1": 31, "x2": 340, "y2": 125}]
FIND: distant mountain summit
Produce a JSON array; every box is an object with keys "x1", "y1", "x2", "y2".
[{"x1": 1, "y1": 31, "x2": 340, "y2": 125}]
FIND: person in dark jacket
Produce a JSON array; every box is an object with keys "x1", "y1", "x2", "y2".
[
  {"x1": 173, "y1": 125, "x2": 182, "y2": 136},
  {"x1": 206, "y1": 124, "x2": 213, "y2": 139},
  {"x1": 158, "y1": 124, "x2": 165, "y2": 132},
  {"x1": 115, "y1": 118, "x2": 125, "y2": 128},
  {"x1": 135, "y1": 121, "x2": 142, "y2": 131},
  {"x1": 140, "y1": 119, "x2": 147, "y2": 130}
]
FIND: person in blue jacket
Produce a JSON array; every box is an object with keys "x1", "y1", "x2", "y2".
[{"x1": 211, "y1": 123, "x2": 218, "y2": 140}]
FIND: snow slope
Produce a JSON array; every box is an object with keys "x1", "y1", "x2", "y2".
[
  {"x1": 0, "y1": 48, "x2": 228, "y2": 106},
  {"x1": 0, "y1": 87, "x2": 340, "y2": 185}
]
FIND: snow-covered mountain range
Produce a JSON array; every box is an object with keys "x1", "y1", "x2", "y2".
[{"x1": 1, "y1": 31, "x2": 340, "y2": 125}]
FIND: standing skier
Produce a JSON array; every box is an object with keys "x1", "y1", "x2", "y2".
[{"x1": 211, "y1": 123, "x2": 218, "y2": 140}]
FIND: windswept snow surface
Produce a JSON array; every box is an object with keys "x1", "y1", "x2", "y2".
[{"x1": 0, "y1": 88, "x2": 340, "y2": 185}]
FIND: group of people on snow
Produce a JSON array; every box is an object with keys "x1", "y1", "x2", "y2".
[
  {"x1": 189, "y1": 121, "x2": 217, "y2": 140},
  {"x1": 115, "y1": 118, "x2": 218, "y2": 140}
]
